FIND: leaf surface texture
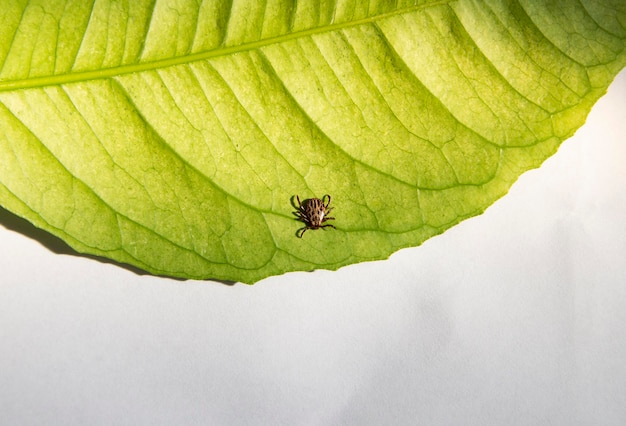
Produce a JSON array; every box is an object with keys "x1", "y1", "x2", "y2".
[{"x1": 0, "y1": 0, "x2": 625, "y2": 283}]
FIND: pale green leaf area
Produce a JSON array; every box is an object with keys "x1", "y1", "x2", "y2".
[{"x1": 0, "y1": 1, "x2": 624, "y2": 283}]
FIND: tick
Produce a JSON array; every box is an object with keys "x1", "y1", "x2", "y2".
[{"x1": 294, "y1": 194, "x2": 336, "y2": 238}]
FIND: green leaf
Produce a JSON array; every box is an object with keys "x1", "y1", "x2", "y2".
[{"x1": 1, "y1": 0, "x2": 625, "y2": 283}]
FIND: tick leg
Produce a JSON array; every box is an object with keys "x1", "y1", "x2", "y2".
[
  {"x1": 297, "y1": 227, "x2": 309, "y2": 238},
  {"x1": 296, "y1": 195, "x2": 302, "y2": 208},
  {"x1": 322, "y1": 194, "x2": 331, "y2": 209},
  {"x1": 323, "y1": 216, "x2": 335, "y2": 222},
  {"x1": 321, "y1": 224, "x2": 336, "y2": 230}
]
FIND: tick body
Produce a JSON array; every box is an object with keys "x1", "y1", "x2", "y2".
[{"x1": 294, "y1": 194, "x2": 336, "y2": 238}]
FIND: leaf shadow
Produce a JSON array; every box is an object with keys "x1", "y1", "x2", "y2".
[{"x1": 0, "y1": 206, "x2": 236, "y2": 286}]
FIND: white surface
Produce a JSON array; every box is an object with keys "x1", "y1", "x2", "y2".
[{"x1": 1, "y1": 71, "x2": 625, "y2": 426}]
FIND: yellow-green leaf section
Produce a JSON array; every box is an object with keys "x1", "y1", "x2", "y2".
[{"x1": 0, "y1": 0, "x2": 625, "y2": 283}]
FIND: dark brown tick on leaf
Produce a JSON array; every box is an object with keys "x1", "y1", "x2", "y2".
[{"x1": 294, "y1": 194, "x2": 336, "y2": 238}]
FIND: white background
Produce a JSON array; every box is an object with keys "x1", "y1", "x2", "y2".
[{"x1": 1, "y1": 70, "x2": 625, "y2": 425}]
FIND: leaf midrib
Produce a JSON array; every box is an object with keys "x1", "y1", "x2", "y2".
[{"x1": 0, "y1": 1, "x2": 452, "y2": 93}]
